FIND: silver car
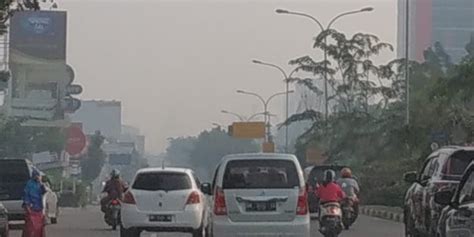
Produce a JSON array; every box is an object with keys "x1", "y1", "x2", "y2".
[
  {"x1": 205, "y1": 153, "x2": 310, "y2": 237},
  {"x1": 0, "y1": 202, "x2": 8, "y2": 237},
  {"x1": 435, "y1": 162, "x2": 474, "y2": 237}
]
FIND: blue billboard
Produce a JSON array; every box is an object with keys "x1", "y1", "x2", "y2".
[{"x1": 10, "y1": 11, "x2": 67, "y2": 61}]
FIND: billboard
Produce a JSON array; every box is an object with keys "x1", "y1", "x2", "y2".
[
  {"x1": 10, "y1": 10, "x2": 67, "y2": 63},
  {"x1": 230, "y1": 122, "x2": 266, "y2": 139}
]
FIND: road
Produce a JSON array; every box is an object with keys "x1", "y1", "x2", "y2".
[{"x1": 10, "y1": 207, "x2": 403, "y2": 237}]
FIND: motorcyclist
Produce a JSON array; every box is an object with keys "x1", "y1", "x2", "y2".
[
  {"x1": 336, "y1": 168, "x2": 360, "y2": 217},
  {"x1": 315, "y1": 169, "x2": 345, "y2": 204},
  {"x1": 100, "y1": 169, "x2": 128, "y2": 214}
]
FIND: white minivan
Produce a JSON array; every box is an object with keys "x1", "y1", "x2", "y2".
[{"x1": 204, "y1": 153, "x2": 310, "y2": 237}]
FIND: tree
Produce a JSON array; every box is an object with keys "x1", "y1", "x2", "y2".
[{"x1": 81, "y1": 132, "x2": 106, "y2": 183}]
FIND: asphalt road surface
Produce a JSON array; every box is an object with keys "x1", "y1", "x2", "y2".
[{"x1": 10, "y1": 207, "x2": 403, "y2": 237}]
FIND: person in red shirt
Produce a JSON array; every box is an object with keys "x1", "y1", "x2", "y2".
[{"x1": 315, "y1": 170, "x2": 345, "y2": 203}]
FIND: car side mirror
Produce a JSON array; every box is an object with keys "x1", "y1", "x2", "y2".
[
  {"x1": 434, "y1": 190, "x2": 454, "y2": 206},
  {"x1": 201, "y1": 183, "x2": 212, "y2": 195},
  {"x1": 403, "y1": 171, "x2": 418, "y2": 183}
]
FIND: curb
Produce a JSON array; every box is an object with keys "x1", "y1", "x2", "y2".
[{"x1": 360, "y1": 206, "x2": 404, "y2": 223}]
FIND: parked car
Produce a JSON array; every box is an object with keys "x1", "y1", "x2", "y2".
[
  {"x1": 305, "y1": 165, "x2": 346, "y2": 217},
  {"x1": 0, "y1": 158, "x2": 35, "y2": 221},
  {"x1": 120, "y1": 167, "x2": 208, "y2": 237},
  {"x1": 205, "y1": 153, "x2": 310, "y2": 237},
  {"x1": 0, "y1": 202, "x2": 8, "y2": 237},
  {"x1": 435, "y1": 161, "x2": 474, "y2": 237},
  {"x1": 403, "y1": 146, "x2": 474, "y2": 237}
]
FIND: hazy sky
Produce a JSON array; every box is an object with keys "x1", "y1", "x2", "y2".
[{"x1": 59, "y1": 0, "x2": 397, "y2": 153}]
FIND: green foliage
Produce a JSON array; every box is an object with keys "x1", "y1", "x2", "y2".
[
  {"x1": 80, "y1": 132, "x2": 106, "y2": 183},
  {"x1": 288, "y1": 31, "x2": 474, "y2": 206}
]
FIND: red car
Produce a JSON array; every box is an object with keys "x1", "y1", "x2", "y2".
[{"x1": 403, "y1": 146, "x2": 474, "y2": 237}]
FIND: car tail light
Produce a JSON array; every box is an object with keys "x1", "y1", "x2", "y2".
[
  {"x1": 213, "y1": 187, "x2": 227, "y2": 215},
  {"x1": 111, "y1": 199, "x2": 120, "y2": 205},
  {"x1": 123, "y1": 191, "x2": 136, "y2": 205},
  {"x1": 296, "y1": 188, "x2": 308, "y2": 215},
  {"x1": 186, "y1": 191, "x2": 201, "y2": 205}
]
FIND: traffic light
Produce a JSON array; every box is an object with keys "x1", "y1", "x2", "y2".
[{"x1": 62, "y1": 65, "x2": 82, "y2": 113}]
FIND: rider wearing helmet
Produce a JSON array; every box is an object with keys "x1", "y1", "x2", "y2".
[
  {"x1": 315, "y1": 170, "x2": 345, "y2": 204},
  {"x1": 336, "y1": 168, "x2": 360, "y2": 216},
  {"x1": 100, "y1": 169, "x2": 128, "y2": 213}
]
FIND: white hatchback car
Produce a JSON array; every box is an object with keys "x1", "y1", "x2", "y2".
[
  {"x1": 206, "y1": 153, "x2": 310, "y2": 237},
  {"x1": 120, "y1": 167, "x2": 207, "y2": 237}
]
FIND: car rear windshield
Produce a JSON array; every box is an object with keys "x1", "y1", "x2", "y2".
[
  {"x1": 442, "y1": 151, "x2": 474, "y2": 179},
  {"x1": 223, "y1": 159, "x2": 300, "y2": 189},
  {"x1": 132, "y1": 172, "x2": 192, "y2": 191},
  {"x1": 0, "y1": 160, "x2": 29, "y2": 183}
]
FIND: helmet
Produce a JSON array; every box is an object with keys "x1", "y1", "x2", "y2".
[
  {"x1": 32, "y1": 169, "x2": 41, "y2": 179},
  {"x1": 323, "y1": 169, "x2": 336, "y2": 184},
  {"x1": 110, "y1": 169, "x2": 120, "y2": 179},
  {"x1": 341, "y1": 168, "x2": 352, "y2": 178}
]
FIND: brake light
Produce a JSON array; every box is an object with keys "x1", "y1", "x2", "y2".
[
  {"x1": 296, "y1": 188, "x2": 308, "y2": 215},
  {"x1": 213, "y1": 187, "x2": 227, "y2": 215},
  {"x1": 111, "y1": 199, "x2": 120, "y2": 205},
  {"x1": 186, "y1": 191, "x2": 200, "y2": 205},
  {"x1": 123, "y1": 191, "x2": 136, "y2": 205}
]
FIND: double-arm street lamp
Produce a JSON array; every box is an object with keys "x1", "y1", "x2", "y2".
[
  {"x1": 237, "y1": 90, "x2": 294, "y2": 143},
  {"x1": 252, "y1": 60, "x2": 299, "y2": 153},
  {"x1": 275, "y1": 7, "x2": 374, "y2": 121}
]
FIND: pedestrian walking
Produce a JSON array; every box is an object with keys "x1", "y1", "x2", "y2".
[{"x1": 22, "y1": 169, "x2": 47, "y2": 237}]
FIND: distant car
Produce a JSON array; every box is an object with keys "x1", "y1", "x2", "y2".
[
  {"x1": 0, "y1": 158, "x2": 35, "y2": 221},
  {"x1": 0, "y1": 202, "x2": 8, "y2": 237},
  {"x1": 403, "y1": 146, "x2": 474, "y2": 237},
  {"x1": 435, "y1": 161, "x2": 474, "y2": 237},
  {"x1": 120, "y1": 167, "x2": 208, "y2": 237},
  {"x1": 206, "y1": 153, "x2": 310, "y2": 237},
  {"x1": 305, "y1": 165, "x2": 346, "y2": 217}
]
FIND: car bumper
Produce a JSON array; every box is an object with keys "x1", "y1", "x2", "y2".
[
  {"x1": 211, "y1": 215, "x2": 310, "y2": 237},
  {"x1": 2, "y1": 200, "x2": 24, "y2": 221},
  {"x1": 121, "y1": 203, "x2": 203, "y2": 231}
]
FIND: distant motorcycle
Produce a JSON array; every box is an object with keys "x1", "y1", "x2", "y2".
[
  {"x1": 104, "y1": 199, "x2": 121, "y2": 230},
  {"x1": 341, "y1": 197, "x2": 357, "y2": 229},
  {"x1": 319, "y1": 202, "x2": 343, "y2": 237}
]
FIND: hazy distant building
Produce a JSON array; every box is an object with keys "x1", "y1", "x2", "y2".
[
  {"x1": 71, "y1": 100, "x2": 122, "y2": 140},
  {"x1": 397, "y1": 0, "x2": 474, "y2": 62},
  {"x1": 120, "y1": 125, "x2": 146, "y2": 155}
]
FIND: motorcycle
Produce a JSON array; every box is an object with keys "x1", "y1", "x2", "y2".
[
  {"x1": 319, "y1": 202, "x2": 343, "y2": 237},
  {"x1": 341, "y1": 197, "x2": 357, "y2": 229},
  {"x1": 104, "y1": 199, "x2": 121, "y2": 230}
]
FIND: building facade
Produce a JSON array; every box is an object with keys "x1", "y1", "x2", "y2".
[{"x1": 398, "y1": 0, "x2": 474, "y2": 62}]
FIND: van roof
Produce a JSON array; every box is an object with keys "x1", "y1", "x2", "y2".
[{"x1": 221, "y1": 153, "x2": 298, "y2": 163}]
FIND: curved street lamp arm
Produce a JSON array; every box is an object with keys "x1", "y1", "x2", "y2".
[
  {"x1": 327, "y1": 9, "x2": 371, "y2": 29},
  {"x1": 266, "y1": 91, "x2": 293, "y2": 106},
  {"x1": 221, "y1": 110, "x2": 245, "y2": 121},
  {"x1": 255, "y1": 61, "x2": 288, "y2": 79},
  {"x1": 285, "y1": 11, "x2": 325, "y2": 31},
  {"x1": 237, "y1": 90, "x2": 266, "y2": 107}
]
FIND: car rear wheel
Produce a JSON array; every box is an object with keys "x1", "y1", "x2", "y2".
[
  {"x1": 192, "y1": 222, "x2": 206, "y2": 237},
  {"x1": 1, "y1": 226, "x2": 9, "y2": 237},
  {"x1": 404, "y1": 210, "x2": 421, "y2": 237}
]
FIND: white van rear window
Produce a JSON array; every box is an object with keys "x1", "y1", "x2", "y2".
[{"x1": 223, "y1": 160, "x2": 299, "y2": 189}]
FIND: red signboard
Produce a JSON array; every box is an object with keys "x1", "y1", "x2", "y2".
[{"x1": 66, "y1": 125, "x2": 86, "y2": 156}]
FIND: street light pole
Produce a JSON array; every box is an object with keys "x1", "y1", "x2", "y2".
[
  {"x1": 276, "y1": 7, "x2": 374, "y2": 121},
  {"x1": 405, "y1": 0, "x2": 410, "y2": 125},
  {"x1": 252, "y1": 60, "x2": 298, "y2": 153},
  {"x1": 237, "y1": 90, "x2": 294, "y2": 143},
  {"x1": 221, "y1": 110, "x2": 246, "y2": 121}
]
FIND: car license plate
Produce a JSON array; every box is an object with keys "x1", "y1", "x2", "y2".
[
  {"x1": 149, "y1": 215, "x2": 172, "y2": 222},
  {"x1": 245, "y1": 201, "x2": 276, "y2": 212}
]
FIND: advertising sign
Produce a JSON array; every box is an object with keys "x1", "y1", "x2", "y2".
[
  {"x1": 10, "y1": 10, "x2": 67, "y2": 63},
  {"x1": 230, "y1": 122, "x2": 266, "y2": 139}
]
